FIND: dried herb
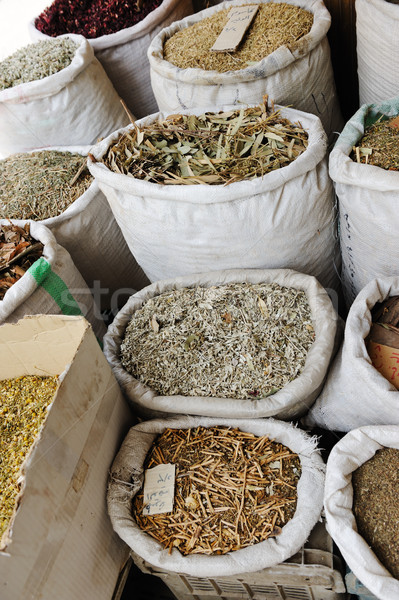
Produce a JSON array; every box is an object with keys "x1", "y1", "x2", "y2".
[
  {"x1": 0, "y1": 151, "x2": 93, "y2": 220},
  {"x1": 0, "y1": 223, "x2": 44, "y2": 300},
  {"x1": 133, "y1": 425, "x2": 301, "y2": 555},
  {"x1": 350, "y1": 116, "x2": 399, "y2": 170},
  {"x1": 0, "y1": 375, "x2": 59, "y2": 549},
  {"x1": 102, "y1": 98, "x2": 308, "y2": 185},
  {"x1": 0, "y1": 38, "x2": 78, "y2": 91},
  {"x1": 35, "y1": 0, "x2": 163, "y2": 39},
  {"x1": 120, "y1": 282, "x2": 315, "y2": 398},
  {"x1": 163, "y1": 3, "x2": 313, "y2": 73},
  {"x1": 352, "y1": 447, "x2": 399, "y2": 579}
]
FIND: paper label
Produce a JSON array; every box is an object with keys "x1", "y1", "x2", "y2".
[
  {"x1": 211, "y1": 5, "x2": 259, "y2": 53},
  {"x1": 143, "y1": 463, "x2": 175, "y2": 516},
  {"x1": 368, "y1": 340, "x2": 399, "y2": 389}
]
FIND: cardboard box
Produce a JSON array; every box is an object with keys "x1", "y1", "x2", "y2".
[{"x1": 0, "y1": 315, "x2": 133, "y2": 600}]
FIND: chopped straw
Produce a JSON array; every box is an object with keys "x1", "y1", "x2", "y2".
[{"x1": 133, "y1": 425, "x2": 301, "y2": 555}]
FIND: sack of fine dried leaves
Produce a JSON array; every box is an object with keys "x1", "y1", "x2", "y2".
[
  {"x1": 147, "y1": 0, "x2": 342, "y2": 142},
  {"x1": 107, "y1": 415, "x2": 325, "y2": 577},
  {"x1": 0, "y1": 220, "x2": 106, "y2": 339},
  {"x1": 103, "y1": 268, "x2": 338, "y2": 421}
]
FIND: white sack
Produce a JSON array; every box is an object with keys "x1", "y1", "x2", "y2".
[
  {"x1": 108, "y1": 415, "x2": 325, "y2": 577},
  {"x1": 28, "y1": 145, "x2": 150, "y2": 310},
  {"x1": 305, "y1": 277, "x2": 399, "y2": 432},
  {"x1": 29, "y1": 0, "x2": 194, "y2": 120},
  {"x1": 329, "y1": 97, "x2": 399, "y2": 307},
  {"x1": 0, "y1": 220, "x2": 106, "y2": 339},
  {"x1": 148, "y1": 0, "x2": 342, "y2": 142},
  {"x1": 88, "y1": 104, "x2": 339, "y2": 291},
  {"x1": 356, "y1": 0, "x2": 399, "y2": 106},
  {"x1": 0, "y1": 34, "x2": 128, "y2": 156},
  {"x1": 103, "y1": 268, "x2": 338, "y2": 421},
  {"x1": 324, "y1": 425, "x2": 399, "y2": 600}
]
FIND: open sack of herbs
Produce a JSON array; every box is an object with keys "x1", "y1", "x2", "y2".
[
  {"x1": 107, "y1": 416, "x2": 325, "y2": 576},
  {"x1": 328, "y1": 100, "x2": 399, "y2": 307},
  {"x1": 0, "y1": 36, "x2": 127, "y2": 154},
  {"x1": 30, "y1": 0, "x2": 194, "y2": 118},
  {"x1": 147, "y1": 0, "x2": 342, "y2": 140},
  {"x1": 89, "y1": 98, "x2": 338, "y2": 289},
  {"x1": 0, "y1": 149, "x2": 151, "y2": 308},
  {"x1": 103, "y1": 268, "x2": 338, "y2": 420},
  {"x1": 0, "y1": 374, "x2": 59, "y2": 550},
  {"x1": 324, "y1": 425, "x2": 399, "y2": 600}
]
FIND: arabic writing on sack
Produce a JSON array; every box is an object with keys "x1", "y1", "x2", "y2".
[{"x1": 143, "y1": 463, "x2": 175, "y2": 516}]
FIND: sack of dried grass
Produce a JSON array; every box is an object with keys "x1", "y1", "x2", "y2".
[
  {"x1": 107, "y1": 415, "x2": 325, "y2": 576},
  {"x1": 103, "y1": 268, "x2": 338, "y2": 421},
  {"x1": 0, "y1": 146, "x2": 150, "y2": 311},
  {"x1": 147, "y1": 0, "x2": 342, "y2": 142}
]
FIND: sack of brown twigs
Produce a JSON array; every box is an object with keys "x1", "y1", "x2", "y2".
[
  {"x1": 0, "y1": 220, "x2": 106, "y2": 339},
  {"x1": 107, "y1": 415, "x2": 325, "y2": 576}
]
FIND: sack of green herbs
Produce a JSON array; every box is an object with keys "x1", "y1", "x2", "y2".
[
  {"x1": 0, "y1": 146, "x2": 150, "y2": 311},
  {"x1": 329, "y1": 96, "x2": 399, "y2": 308},
  {"x1": 325, "y1": 425, "x2": 399, "y2": 600},
  {"x1": 88, "y1": 101, "x2": 339, "y2": 291},
  {"x1": 107, "y1": 415, "x2": 325, "y2": 575},
  {"x1": 29, "y1": 0, "x2": 194, "y2": 120},
  {"x1": 147, "y1": 0, "x2": 342, "y2": 142},
  {"x1": 0, "y1": 220, "x2": 106, "y2": 339},
  {"x1": 103, "y1": 268, "x2": 338, "y2": 420},
  {"x1": 356, "y1": 0, "x2": 399, "y2": 105},
  {"x1": 305, "y1": 276, "x2": 399, "y2": 432},
  {"x1": 0, "y1": 35, "x2": 128, "y2": 156}
]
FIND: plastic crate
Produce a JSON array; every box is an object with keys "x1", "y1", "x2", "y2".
[
  {"x1": 345, "y1": 567, "x2": 377, "y2": 600},
  {"x1": 130, "y1": 520, "x2": 348, "y2": 600}
]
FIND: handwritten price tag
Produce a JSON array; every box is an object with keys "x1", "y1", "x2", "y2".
[
  {"x1": 143, "y1": 463, "x2": 175, "y2": 516},
  {"x1": 211, "y1": 5, "x2": 259, "y2": 53},
  {"x1": 367, "y1": 340, "x2": 399, "y2": 389}
]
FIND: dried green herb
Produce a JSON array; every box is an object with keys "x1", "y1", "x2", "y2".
[
  {"x1": 102, "y1": 99, "x2": 308, "y2": 185},
  {"x1": 0, "y1": 151, "x2": 93, "y2": 220},
  {"x1": 0, "y1": 375, "x2": 59, "y2": 549},
  {"x1": 0, "y1": 38, "x2": 78, "y2": 91},
  {"x1": 352, "y1": 447, "x2": 399, "y2": 579},
  {"x1": 133, "y1": 425, "x2": 301, "y2": 555},
  {"x1": 164, "y1": 3, "x2": 313, "y2": 73},
  {"x1": 350, "y1": 116, "x2": 399, "y2": 170},
  {"x1": 120, "y1": 282, "x2": 315, "y2": 398}
]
